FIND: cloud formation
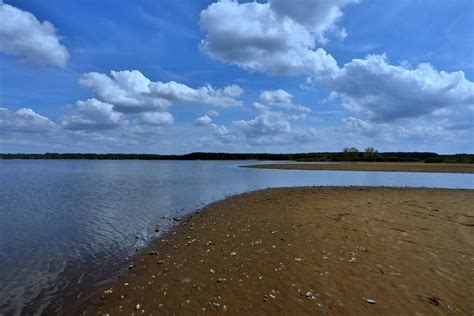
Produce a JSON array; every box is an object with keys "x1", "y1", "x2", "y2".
[
  {"x1": 200, "y1": 1, "x2": 474, "y2": 130},
  {"x1": 150, "y1": 81, "x2": 244, "y2": 108},
  {"x1": 253, "y1": 89, "x2": 311, "y2": 113},
  {"x1": 195, "y1": 115, "x2": 213, "y2": 126},
  {"x1": 207, "y1": 110, "x2": 220, "y2": 117},
  {"x1": 0, "y1": 1, "x2": 69, "y2": 67},
  {"x1": 140, "y1": 111, "x2": 174, "y2": 126},
  {"x1": 270, "y1": 0, "x2": 356, "y2": 43},
  {"x1": 61, "y1": 99, "x2": 125, "y2": 130},
  {"x1": 234, "y1": 111, "x2": 291, "y2": 137},
  {"x1": 233, "y1": 110, "x2": 319, "y2": 145},
  {"x1": 80, "y1": 70, "x2": 244, "y2": 113},
  {"x1": 200, "y1": 0, "x2": 349, "y2": 77},
  {"x1": 328, "y1": 54, "x2": 474, "y2": 122},
  {"x1": 0, "y1": 107, "x2": 56, "y2": 132}
]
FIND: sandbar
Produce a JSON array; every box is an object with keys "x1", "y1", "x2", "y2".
[{"x1": 76, "y1": 187, "x2": 474, "y2": 315}]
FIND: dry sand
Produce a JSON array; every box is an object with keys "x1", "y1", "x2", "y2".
[
  {"x1": 242, "y1": 162, "x2": 474, "y2": 174},
  {"x1": 76, "y1": 187, "x2": 474, "y2": 315}
]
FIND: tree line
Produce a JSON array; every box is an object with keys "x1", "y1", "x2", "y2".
[{"x1": 0, "y1": 151, "x2": 472, "y2": 163}]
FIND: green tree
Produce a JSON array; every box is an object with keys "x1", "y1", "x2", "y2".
[
  {"x1": 342, "y1": 147, "x2": 359, "y2": 160},
  {"x1": 364, "y1": 147, "x2": 379, "y2": 159}
]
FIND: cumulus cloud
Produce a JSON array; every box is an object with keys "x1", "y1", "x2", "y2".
[
  {"x1": 140, "y1": 111, "x2": 174, "y2": 126},
  {"x1": 149, "y1": 82, "x2": 244, "y2": 108},
  {"x1": 343, "y1": 116, "x2": 452, "y2": 143},
  {"x1": 288, "y1": 113, "x2": 308, "y2": 121},
  {"x1": 200, "y1": 1, "x2": 473, "y2": 131},
  {"x1": 195, "y1": 115, "x2": 213, "y2": 126},
  {"x1": 232, "y1": 110, "x2": 318, "y2": 145},
  {"x1": 254, "y1": 89, "x2": 311, "y2": 113},
  {"x1": 270, "y1": 0, "x2": 356, "y2": 43},
  {"x1": 0, "y1": 107, "x2": 56, "y2": 132},
  {"x1": 234, "y1": 111, "x2": 291, "y2": 138},
  {"x1": 80, "y1": 70, "x2": 244, "y2": 113},
  {"x1": 0, "y1": 1, "x2": 69, "y2": 67},
  {"x1": 62, "y1": 98, "x2": 125, "y2": 130},
  {"x1": 207, "y1": 110, "x2": 220, "y2": 117},
  {"x1": 79, "y1": 71, "x2": 168, "y2": 113},
  {"x1": 200, "y1": 0, "x2": 346, "y2": 77},
  {"x1": 229, "y1": 87, "x2": 319, "y2": 144},
  {"x1": 328, "y1": 54, "x2": 474, "y2": 122},
  {"x1": 433, "y1": 105, "x2": 474, "y2": 131}
]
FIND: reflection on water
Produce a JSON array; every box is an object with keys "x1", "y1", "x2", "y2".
[{"x1": 0, "y1": 160, "x2": 472, "y2": 313}]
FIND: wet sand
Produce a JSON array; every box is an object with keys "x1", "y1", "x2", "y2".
[
  {"x1": 242, "y1": 162, "x2": 474, "y2": 174},
  {"x1": 77, "y1": 187, "x2": 474, "y2": 315}
]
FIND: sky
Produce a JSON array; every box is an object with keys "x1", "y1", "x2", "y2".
[{"x1": 0, "y1": 0, "x2": 473, "y2": 154}]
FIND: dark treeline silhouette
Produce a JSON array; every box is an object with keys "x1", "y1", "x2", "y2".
[{"x1": 1, "y1": 152, "x2": 473, "y2": 163}]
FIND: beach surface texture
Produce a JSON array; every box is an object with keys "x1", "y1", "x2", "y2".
[
  {"x1": 242, "y1": 162, "x2": 474, "y2": 174},
  {"x1": 78, "y1": 187, "x2": 474, "y2": 315}
]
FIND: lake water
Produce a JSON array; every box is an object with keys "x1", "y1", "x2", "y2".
[{"x1": 0, "y1": 160, "x2": 473, "y2": 314}]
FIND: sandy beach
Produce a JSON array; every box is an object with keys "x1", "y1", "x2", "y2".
[
  {"x1": 76, "y1": 187, "x2": 474, "y2": 315},
  {"x1": 242, "y1": 162, "x2": 474, "y2": 174}
]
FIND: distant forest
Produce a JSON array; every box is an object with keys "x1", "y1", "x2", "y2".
[{"x1": 1, "y1": 151, "x2": 473, "y2": 163}]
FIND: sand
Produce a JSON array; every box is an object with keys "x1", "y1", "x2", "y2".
[
  {"x1": 75, "y1": 187, "x2": 474, "y2": 315},
  {"x1": 242, "y1": 162, "x2": 474, "y2": 174}
]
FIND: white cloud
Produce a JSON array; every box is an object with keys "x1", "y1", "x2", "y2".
[
  {"x1": 328, "y1": 54, "x2": 474, "y2": 122},
  {"x1": 234, "y1": 111, "x2": 291, "y2": 137},
  {"x1": 195, "y1": 114, "x2": 213, "y2": 126},
  {"x1": 343, "y1": 116, "x2": 456, "y2": 145},
  {"x1": 0, "y1": 107, "x2": 56, "y2": 132},
  {"x1": 149, "y1": 81, "x2": 243, "y2": 107},
  {"x1": 232, "y1": 110, "x2": 320, "y2": 146},
  {"x1": 251, "y1": 102, "x2": 271, "y2": 113},
  {"x1": 79, "y1": 71, "x2": 169, "y2": 113},
  {"x1": 80, "y1": 70, "x2": 244, "y2": 113},
  {"x1": 62, "y1": 98, "x2": 125, "y2": 130},
  {"x1": 199, "y1": 0, "x2": 343, "y2": 77},
  {"x1": 229, "y1": 87, "x2": 318, "y2": 144},
  {"x1": 210, "y1": 123, "x2": 239, "y2": 144},
  {"x1": 200, "y1": 1, "x2": 474, "y2": 134},
  {"x1": 270, "y1": 0, "x2": 357, "y2": 44},
  {"x1": 0, "y1": 1, "x2": 69, "y2": 67},
  {"x1": 207, "y1": 110, "x2": 220, "y2": 117},
  {"x1": 433, "y1": 105, "x2": 474, "y2": 131},
  {"x1": 258, "y1": 89, "x2": 311, "y2": 112},
  {"x1": 140, "y1": 111, "x2": 174, "y2": 126},
  {"x1": 288, "y1": 113, "x2": 308, "y2": 121}
]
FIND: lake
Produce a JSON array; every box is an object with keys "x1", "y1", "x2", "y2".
[{"x1": 0, "y1": 160, "x2": 473, "y2": 314}]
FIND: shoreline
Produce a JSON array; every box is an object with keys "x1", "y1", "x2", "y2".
[
  {"x1": 72, "y1": 186, "x2": 473, "y2": 315},
  {"x1": 241, "y1": 162, "x2": 474, "y2": 174}
]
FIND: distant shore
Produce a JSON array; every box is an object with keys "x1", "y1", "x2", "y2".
[
  {"x1": 75, "y1": 187, "x2": 474, "y2": 315},
  {"x1": 242, "y1": 162, "x2": 474, "y2": 174},
  {"x1": 2, "y1": 152, "x2": 473, "y2": 165}
]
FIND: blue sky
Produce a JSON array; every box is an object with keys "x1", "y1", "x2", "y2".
[{"x1": 0, "y1": 0, "x2": 473, "y2": 154}]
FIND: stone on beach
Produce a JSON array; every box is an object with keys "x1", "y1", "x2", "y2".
[{"x1": 78, "y1": 187, "x2": 474, "y2": 315}]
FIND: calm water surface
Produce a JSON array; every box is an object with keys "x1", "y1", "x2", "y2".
[{"x1": 0, "y1": 160, "x2": 473, "y2": 314}]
